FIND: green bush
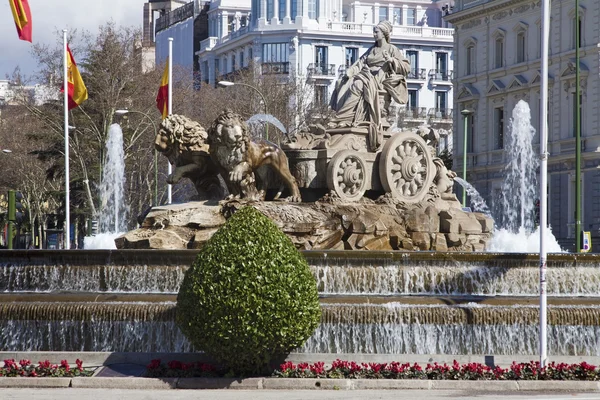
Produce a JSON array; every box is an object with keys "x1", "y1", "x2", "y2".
[{"x1": 176, "y1": 206, "x2": 321, "y2": 375}]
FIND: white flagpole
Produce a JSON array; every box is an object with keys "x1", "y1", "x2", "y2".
[
  {"x1": 167, "y1": 37, "x2": 173, "y2": 204},
  {"x1": 63, "y1": 29, "x2": 71, "y2": 250},
  {"x1": 539, "y1": 0, "x2": 550, "y2": 367}
]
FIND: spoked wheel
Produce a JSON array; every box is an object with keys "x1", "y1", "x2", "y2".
[
  {"x1": 326, "y1": 150, "x2": 370, "y2": 202},
  {"x1": 379, "y1": 132, "x2": 434, "y2": 203}
]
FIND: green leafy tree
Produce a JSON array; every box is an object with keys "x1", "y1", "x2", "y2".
[{"x1": 176, "y1": 206, "x2": 321, "y2": 375}]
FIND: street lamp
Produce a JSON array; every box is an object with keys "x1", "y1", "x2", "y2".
[
  {"x1": 461, "y1": 109, "x2": 474, "y2": 208},
  {"x1": 115, "y1": 109, "x2": 159, "y2": 206},
  {"x1": 218, "y1": 80, "x2": 269, "y2": 140}
]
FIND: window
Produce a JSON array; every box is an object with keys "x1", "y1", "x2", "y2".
[
  {"x1": 345, "y1": 47, "x2": 358, "y2": 67},
  {"x1": 214, "y1": 59, "x2": 220, "y2": 78},
  {"x1": 393, "y1": 7, "x2": 402, "y2": 25},
  {"x1": 495, "y1": 36, "x2": 504, "y2": 68},
  {"x1": 466, "y1": 113, "x2": 475, "y2": 153},
  {"x1": 315, "y1": 45, "x2": 328, "y2": 72},
  {"x1": 232, "y1": 54, "x2": 236, "y2": 71},
  {"x1": 406, "y1": 50, "x2": 418, "y2": 78},
  {"x1": 308, "y1": 0, "x2": 318, "y2": 19},
  {"x1": 572, "y1": 14, "x2": 582, "y2": 49},
  {"x1": 572, "y1": 92, "x2": 582, "y2": 137},
  {"x1": 291, "y1": 0, "x2": 298, "y2": 20},
  {"x1": 407, "y1": 90, "x2": 417, "y2": 109},
  {"x1": 494, "y1": 107, "x2": 504, "y2": 149},
  {"x1": 435, "y1": 52, "x2": 448, "y2": 79},
  {"x1": 516, "y1": 31, "x2": 526, "y2": 63},
  {"x1": 279, "y1": 0, "x2": 286, "y2": 20},
  {"x1": 435, "y1": 91, "x2": 447, "y2": 115},
  {"x1": 407, "y1": 9, "x2": 416, "y2": 26},
  {"x1": 466, "y1": 44, "x2": 475, "y2": 75},
  {"x1": 314, "y1": 85, "x2": 328, "y2": 105},
  {"x1": 263, "y1": 43, "x2": 289, "y2": 62},
  {"x1": 240, "y1": 51, "x2": 244, "y2": 68},
  {"x1": 267, "y1": 0, "x2": 274, "y2": 20},
  {"x1": 379, "y1": 7, "x2": 388, "y2": 22}
]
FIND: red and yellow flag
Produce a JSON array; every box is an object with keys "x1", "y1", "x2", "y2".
[
  {"x1": 65, "y1": 45, "x2": 88, "y2": 110},
  {"x1": 9, "y1": 0, "x2": 32, "y2": 42},
  {"x1": 156, "y1": 58, "x2": 169, "y2": 119}
]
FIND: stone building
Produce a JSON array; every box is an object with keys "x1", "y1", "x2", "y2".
[{"x1": 445, "y1": 0, "x2": 599, "y2": 250}]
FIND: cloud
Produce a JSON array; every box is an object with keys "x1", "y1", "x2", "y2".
[{"x1": 0, "y1": 0, "x2": 148, "y2": 82}]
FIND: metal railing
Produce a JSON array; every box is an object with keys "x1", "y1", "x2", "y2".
[
  {"x1": 399, "y1": 107, "x2": 428, "y2": 119},
  {"x1": 155, "y1": 2, "x2": 195, "y2": 33},
  {"x1": 407, "y1": 68, "x2": 427, "y2": 80},
  {"x1": 428, "y1": 69, "x2": 454, "y2": 81},
  {"x1": 262, "y1": 62, "x2": 290, "y2": 75},
  {"x1": 428, "y1": 108, "x2": 453, "y2": 120},
  {"x1": 307, "y1": 63, "x2": 336, "y2": 77}
]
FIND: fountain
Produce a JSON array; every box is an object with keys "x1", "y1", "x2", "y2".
[{"x1": 83, "y1": 124, "x2": 128, "y2": 249}]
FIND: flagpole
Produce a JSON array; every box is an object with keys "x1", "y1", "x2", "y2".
[
  {"x1": 63, "y1": 29, "x2": 71, "y2": 250},
  {"x1": 539, "y1": 0, "x2": 550, "y2": 368},
  {"x1": 167, "y1": 37, "x2": 173, "y2": 204}
]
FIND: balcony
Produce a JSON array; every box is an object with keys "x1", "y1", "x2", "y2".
[
  {"x1": 428, "y1": 108, "x2": 453, "y2": 122},
  {"x1": 399, "y1": 106, "x2": 428, "y2": 120},
  {"x1": 407, "y1": 68, "x2": 427, "y2": 80},
  {"x1": 307, "y1": 63, "x2": 336, "y2": 77},
  {"x1": 325, "y1": 22, "x2": 453, "y2": 40},
  {"x1": 200, "y1": 37, "x2": 218, "y2": 52},
  {"x1": 428, "y1": 69, "x2": 454, "y2": 85},
  {"x1": 262, "y1": 62, "x2": 290, "y2": 75}
]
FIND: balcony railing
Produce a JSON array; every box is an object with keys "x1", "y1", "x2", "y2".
[
  {"x1": 407, "y1": 68, "x2": 427, "y2": 80},
  {"x1": 399, "y1": 107, "x2": 428, "y2": 119},
  {"x1": 155, "y1": 2, "x2": 195, "y2": 32},
  {"x1": 428, "y1": 108, "x2": 453, "y2": 120},
  {"x1": 307, "y1": 63, "x2": 336, "y2": 77},
  {"x1": 200, "y1": 37, "x2": 218, "y2": 52},
  {"x1": 325, "y1": 21, "x2": 453, "y2": 39},
  {"x1": 429, "y1": 69, "x2": 454, "y2": 81},
  {"x1": 262, "y1": 62, "x2": 290, "y2": 75}
]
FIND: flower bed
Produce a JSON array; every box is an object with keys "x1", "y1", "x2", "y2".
[
  {"x1": 0, "y1": 359, "x2": 94, "y2": 377},
  {"x1": 146, "y1": 359, "x2": 600, "y2": 381}
]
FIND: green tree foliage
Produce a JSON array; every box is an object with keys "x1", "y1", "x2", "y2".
[{"x1": 176, "y1": 206, "x2": 321, "y2": 375}]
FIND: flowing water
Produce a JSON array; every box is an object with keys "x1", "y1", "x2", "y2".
[
  {"x1": 84, "y1": 124, "x2": 128, "y2": 249},
  {"x1": 454, "y1": 177, "x2": 491, "y2": 216},
  {"x1": 246, "y1": 113, "x2": 288, "y2": 140},
  {"x1": 2, "y1": 250, "x2": 600, "y2": 355}
]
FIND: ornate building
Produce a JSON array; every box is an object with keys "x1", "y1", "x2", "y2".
[
  {"x1": 153, "y1": 0, "x2": 455, "y2": 142},
  {"x1": 445, "y1": 0, "x2": 599, "y2": 249}
]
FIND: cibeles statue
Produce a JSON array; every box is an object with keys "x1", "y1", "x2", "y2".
[{"x1": 329, "y1": 20, "x2": 410, "y2": 151}]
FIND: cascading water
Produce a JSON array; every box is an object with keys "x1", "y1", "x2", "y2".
[
  {"x1": 454, "y1": 101, "x2": 562, "y2": 252},
  {"x1": 83, "y1": 124, "x2": 128, "y2": 249}
]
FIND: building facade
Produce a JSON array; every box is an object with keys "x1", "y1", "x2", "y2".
[
  {"x1": 151, "y1": 0, "x2": 455, "y2": 141},
  {"x1": 445, "y1": 0, "x2": 600, "y2": 250}
]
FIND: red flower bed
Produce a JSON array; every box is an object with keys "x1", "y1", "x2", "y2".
[
  {"x1": 146, "y1": 358, "x2": 600, "y2": 381},
  {"x1": 0, "y1": 359, "x2": 94, "y2": 377},
  {"x1": 275, "y1": 360, "x2": 600, "y2": 381}
]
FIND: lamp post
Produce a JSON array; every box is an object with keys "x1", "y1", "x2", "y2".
[
  {"x1": 115, "y1": 109, "x2": 159, "y2": 206},
  {"x1": 218, "y1": 80, "x2": 269, "y2": 140},
  {"x1": 461, "y1": 109, "x2": 474, "y2": 208}
]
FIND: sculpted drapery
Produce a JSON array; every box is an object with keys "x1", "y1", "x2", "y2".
[{"x1": 330, "y1": 20, "x2": 410, "y2": 132}]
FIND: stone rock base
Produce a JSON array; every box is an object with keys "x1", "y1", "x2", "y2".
[{"x1": 116, "y1": 198, "x2": 494, "y2": 251}]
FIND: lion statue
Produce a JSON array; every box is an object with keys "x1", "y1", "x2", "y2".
[
  {"x1": 155, "y1": 114, "x2": 224, "y2": 200},
  {"x1": 207, "y1": 109, "x2": 302, "y2": 202}
]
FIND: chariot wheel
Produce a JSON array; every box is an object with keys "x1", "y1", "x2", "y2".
[
  {"x1": 379, "y1": 132, "x2": 434, "y2": 203},
  {"x1": 326, "y1": 150, "x2": 370, "y2": 202}
]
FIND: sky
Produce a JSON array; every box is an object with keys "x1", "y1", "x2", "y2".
[{"x1": 1, "y1": 0, "x2": 148, "y2": 82}]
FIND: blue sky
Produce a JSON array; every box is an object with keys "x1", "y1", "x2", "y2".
[{"x1": 1, "y1": 0, "x2": 147, "y2": 83}]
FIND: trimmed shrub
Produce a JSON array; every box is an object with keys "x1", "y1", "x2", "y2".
[{"x1": 176, "y1": 206, "x2": 321, "y2": 375}]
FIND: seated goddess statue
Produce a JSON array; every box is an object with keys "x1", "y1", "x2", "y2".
[{"x1": 330, "y1": 20, "x2": 410, "y2": 134}]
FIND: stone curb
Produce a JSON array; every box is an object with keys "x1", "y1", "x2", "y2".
[{"x1": 1, "y1": 377, "x2": 599, "y2": 391}]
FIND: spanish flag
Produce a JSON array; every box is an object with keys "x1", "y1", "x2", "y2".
[
  {"x1": 156, "y1": 58, "x2": 169, "y2": 119},
  {"x1": 9, "y1": 0, "x2": 32, "y2": 42},
  {"x1": 65, "y1": 45, "x2": 88, "y2": 109}
]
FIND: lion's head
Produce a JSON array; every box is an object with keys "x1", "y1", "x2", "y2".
[
  {"x1": 155, "y1": 114, "x2": 209, "y2": 163},
  {"x1": 207, "y1": 109, "x2": 250, "y2": 149}
]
